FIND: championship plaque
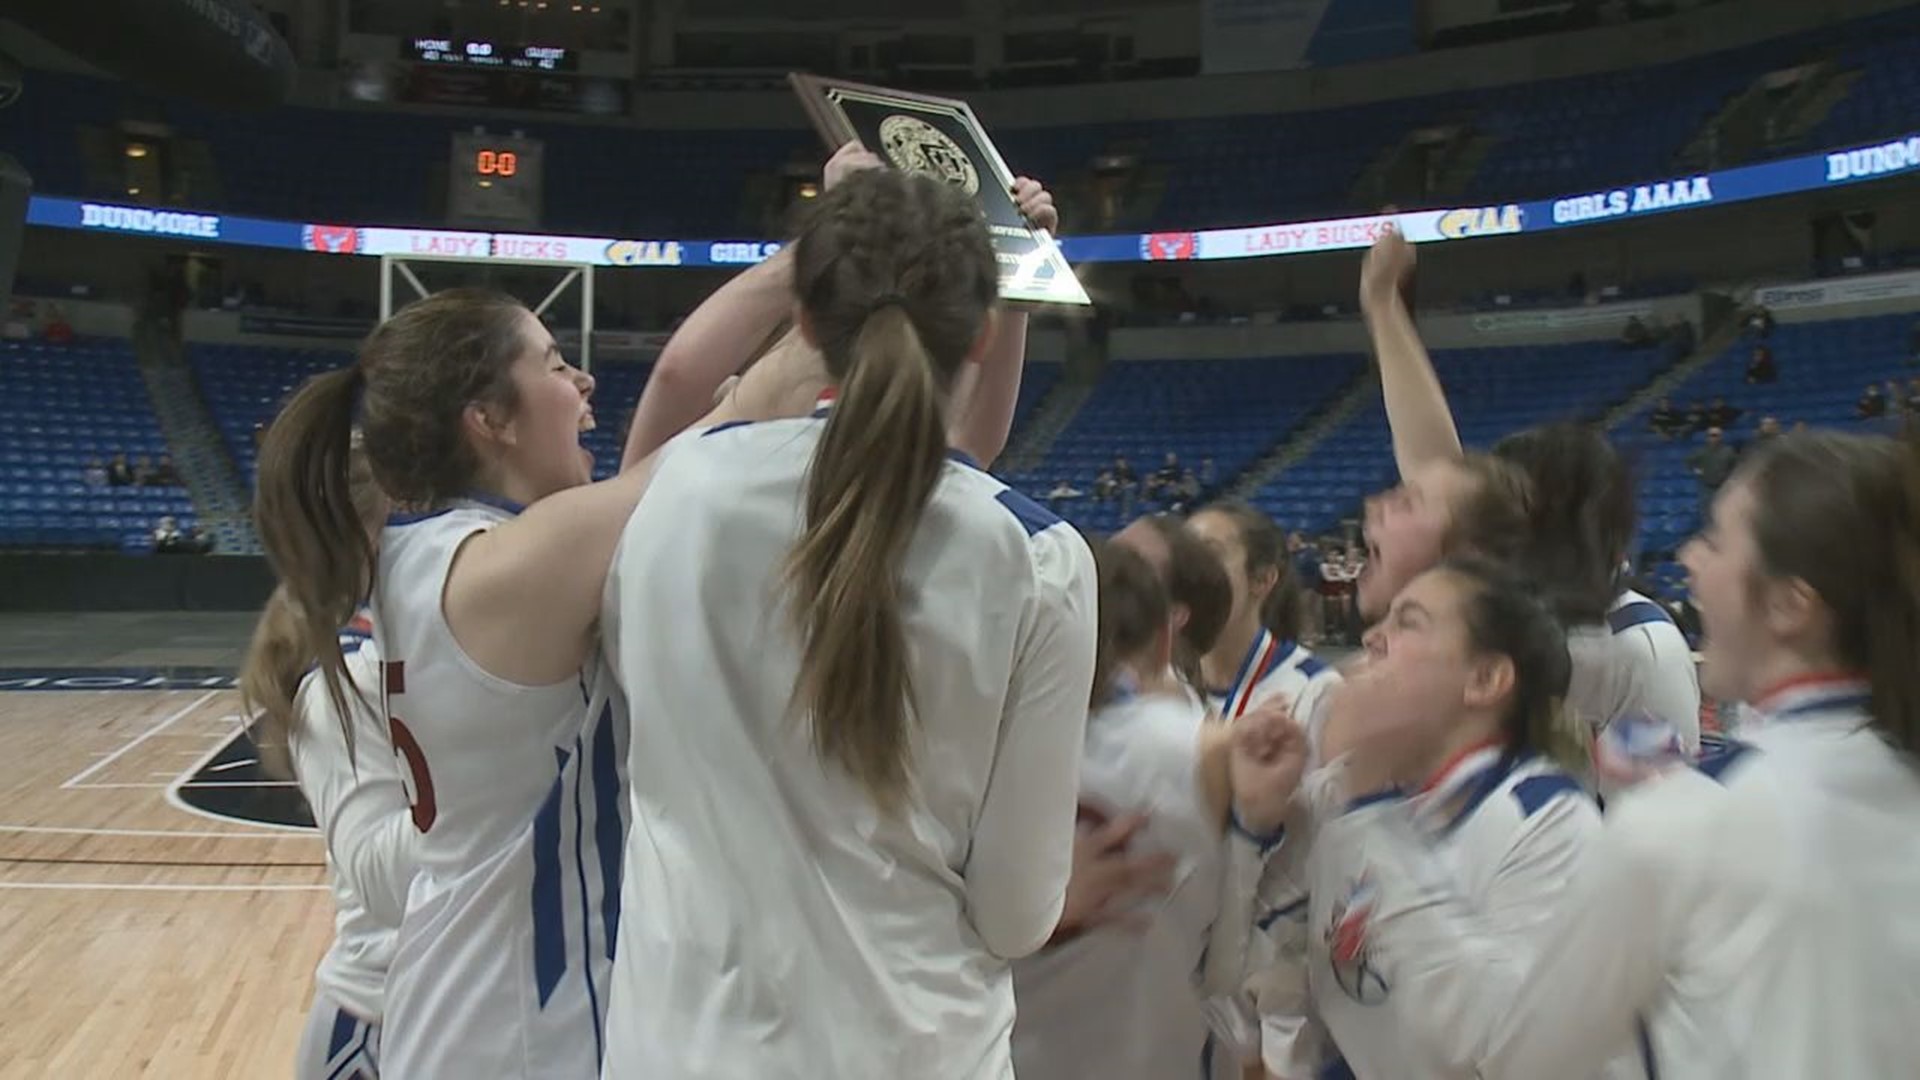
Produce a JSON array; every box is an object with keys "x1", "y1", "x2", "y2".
[{"x1": 789, "y1": 73, "x2": 1091, "y2": 307}]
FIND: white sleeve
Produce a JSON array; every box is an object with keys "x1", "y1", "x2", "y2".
[
  {"x1": 1629, "y1": 624, "x2": 1702, "y2": 754},
  {"x1": 291, "y1": 650, "x2": 418, "y2": 928},
  {"x1": 962, "y1": 524, "x2": 1097, "y2": 959},
  {"x1": 1252, "y1": 774, "x2": 1333, "y2": 1080},
  {"x1": 1323, "y1": 782, "x2": 1685, "y2": 1078}
]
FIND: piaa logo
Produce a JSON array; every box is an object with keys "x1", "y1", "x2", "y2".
[
  {"x1": 603, "y1": 239, "x2": 685, "y2": 267},
  {"x1": 1437, "y1": 204, "x2": 1524, "y2": 240}
]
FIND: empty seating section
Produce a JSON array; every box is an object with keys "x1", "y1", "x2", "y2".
[
  {"x1": 0, "y1": 339, "x2": 193, "y2": 550},
  {"x1": 1622, "y1": 312, "x2": 1918, "y2": 596},
  {"x1": 1249, "y1": 340, "x2": 1679, "y2": 533},
  {"x1": 1006, "y1": 354, "x2": 1363, "y2": 536},
  {"x1": 192, "y1": 344, "x2": 355, "y2": 493},
  {"x1": 7, "y1": 12, "x2": 1918, "y2": 237}
]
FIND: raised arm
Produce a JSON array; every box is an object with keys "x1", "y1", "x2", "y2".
[
  {"x1": 619, "y1": 141, "x2": 881, "y2": 469},
  {"x1": 1361, "y1": 228, "x2": 1461, "y2": 477},
  {"x1": 945, "y1": 178, "x2": 1058, "y2": 469},
  {"x1": 444, "y1": 337, "x2": 830, "y2": 687},
  {"x1": 964, "y1": 523, "x2": 1099, "y2": 958}
]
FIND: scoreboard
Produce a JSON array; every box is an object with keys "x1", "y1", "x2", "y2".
[{"x1": 448, "y1": 132, "x2": 544, "y2": 228}]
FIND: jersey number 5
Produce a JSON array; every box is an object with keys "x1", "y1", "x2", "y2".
[{"x1": 381, "y1": 660, "x2": 438, "y2": 832}]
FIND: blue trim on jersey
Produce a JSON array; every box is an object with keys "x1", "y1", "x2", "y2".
[
  {"x1": 1255, "y1": 895, "x2": 1308, "y2": 932},
  {"x1": 385, "y1": 508, "x2": 455, "y2": 527},
  {"x1": 1320, "y1": 1058, "x2": 1358, "y2": 1080},
  {"x1": 947, "y1": 447, "x2": 982, "y2": 471},
  {"x1": 590, "y1": 702, "x2": 624, "y2": 962},
  {"x1": 994, "y1": 487, "x2": 1064, "y2": 537},
  {"x1": 531, "y1": 746, "x2": 570, "y2": 1006},
  {"x1": 1441, "y1": 752, "x2": 1539, "y2": 835},
  {"x1": 1345, "y1": 788, "x2": 1403, "y2": 813},
  {"x1": 1696, "y1": 741, "x2": 1755, "y2": 783},
  {"x1": 1775, "y1": 694, "x2": 1872, "y2": 721},
  {"x1": 567, "y1": 732, "x2": 607, "y2": 1063},
  {"x1": 1511, "y1": 772, "x2": 1584, "y2": 819},
  {"x1": 1218, "y1": 632, "x2": 1274, "y2": 707},
  {"x1": 327, "y1": 1008, "x2": 357, "y2": 1058},
  {"x1": 1295, "y1": 650, "x2": 1329, "y2": 679},
  {"x1": 702, "y1": 419, "x2": 754, "y2": 437},
  {"x1": 322, "y1": 1017, "x2": 374, "y2": 1080},
  {"x1": 461, "y1": 491, "x2": 525, "y2": 516},
  {"x1": 1229, "y1": 808, "x2": 1285, "y2": 853},
  {"x1": 1608, "y1": 601, "x2": 1673, "y2": 634},
  {"x1": 1637, "y1": 1016, "x2": 1660, "y2": 1079}
]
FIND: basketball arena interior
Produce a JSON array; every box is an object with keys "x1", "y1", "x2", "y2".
[{"x1": 0, "y1": 0, "x2": 1917, "y2": 1074}]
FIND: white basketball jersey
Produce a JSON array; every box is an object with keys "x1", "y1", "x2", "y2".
[
  {"x1": 1013, "y1": 687, "x2": 1221, "y2": 1080},
  {"x1": 1566, "y1": 591, "x2": 1700, "y2": 749},
  {"x1": 1211, "y1": 630, "x2": 1343, "y2": 758},
  {"x1": 1254, "y1": 748, "x2": 1641, "y2": 1080},
  {"x1": 599, "y1": 417, "x2": 1097, "y2": 1080},
  {"x1": 1205, "y1": 629, "x2": 1342, "y2": 1074},
  {"x1": 372, "y1": 498, "x2": 629, "y2": 1080},
  {"x1": 1303, "y1": 680, "x2": 1920, "y2": 1080},
  {"x1": 289, "y1": 616, "x2": 412, "y2": 1023}
]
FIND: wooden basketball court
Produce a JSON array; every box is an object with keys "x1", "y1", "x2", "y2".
[{"x1": 0, "y1": 681, "x2": 328, "y2": 1077}]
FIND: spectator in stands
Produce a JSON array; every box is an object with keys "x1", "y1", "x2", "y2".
[
  {"x1": 1684, "y1": 400, "x2": 1709, "y2": 436},
  {"x1": 146, "y1": 454, "x2": 180, "y2": 487},
  {"x1": 1198, "y1": 457, "x2": 1216, "y2": 488},
  {"x1": 1111, "y1": 453, "x2": 1136, "y2": 490},
  {"x1": 178, "y1": 522, "x2": 213, "y2": 554},
  {"x1": 131, "y1": 455, "x2": 155, "y2": 486},
  {"x1": 1859, "y1": 384, "x2": 1888, "y2": 420},
  {"x1": 1706, "y1": 397, "x2": 1742, "y2": 429},
  {"x1": 1143, "y1": 452, "x2": 1178, "y2": 503},
  {"x1": 42, "y1": 304, "x2": 74, "y2": 346},
  {"x1": 1744, "y1": 304, "x2": 1774, "y2": 339},
  {"x1": 1169, "y1": 467, "x2": 1200, "y2": 513},
  {"x1": 1888, "y1": 380, "x2": 1908, "y2": 415},
  {"x1": 1747, "y1": 416, "x2": 1783, "y2": 453},
  {"x1": 1046, "y1": 479, "x2": 1083, "y2": 510},
  {"x1": 1688, "y1": 427, "x2": 1738, "y2": 514},
  {"x1": 1648, "y1": 397, "x2": 1685, "y2": 439},
  {"x1": 151, "y1": 515, "x2": 181, "y2": 552},
  {"x1": 1745, "y1": 344, "x2": 1777, "y2": 384},
  {"x1": 1621, "y1": 315, "x2": 1652, "y2": 349},
  {"x1": 82, "y1": 458, "x2": 107, "y2": 487},
  {"x1": 107, "y1": 454, "x2": 134, "y2": 486},
  {"x1": 1088, "y1": 470, "x2": 1109, "y2": 499}
]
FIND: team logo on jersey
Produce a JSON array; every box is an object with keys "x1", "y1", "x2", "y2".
[
  {"x1": 1326, "y1": 877, "x2": 1390, "y2": 1004},
  {"x1": 877, "y1": 115, "x2": 981, "y2": 195}
]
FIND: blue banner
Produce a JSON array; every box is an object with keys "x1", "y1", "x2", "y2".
[{"x1": 23, "y1": 130, "x2": 1920, "y2": 266}]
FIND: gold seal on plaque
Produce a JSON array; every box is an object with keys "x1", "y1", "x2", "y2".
[{"x1": 877, "y1": 115, "x2": 980, "y2": 195}]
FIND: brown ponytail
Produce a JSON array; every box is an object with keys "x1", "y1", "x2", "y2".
[
  {"x1": 1196, "y1": 500, "x2": 1305, "y2": 642},
  {"x1": 254, "y1": 367, "x2": 371, "y2": 758},
  {"x1": 785, "y1": 169, "x2": 999, "y2": 811},
  {"x1": 246, "y1": 430, "x2": 387, "y2": 770},
  {"x1": 1136, "y1": 514, "x2": 1232, "y2": 691},
  {"x1": 1741, "y1": 430, "x2": 1920, "y2": 756},
  {"x1": 1091, "y1": 540, "x2": 1172, "y2": 709},
  {"x1": 239, "y1": 585, "x2": 306, "y2": 779}
]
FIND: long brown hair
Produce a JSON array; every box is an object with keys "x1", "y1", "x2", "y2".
[
  {"x1": 1444, "y1": 452, "x2": 1535, "y2": 567},
  {"x1": 254, "y1": 288, "x2": 530, "y2": 748},
  {"x1": 1739, "y1": 430, "x2": 1920, "y2": 755},
  {"x1": 783, "y1": 169, "x2": 998, "y2": 811},
  {"x1": 1196, "y1": 500, "x2": 1305, "y2": 642},
  {"x1": 241, "y1": 435, "x2": 387, "y2": 773},
  {"x1": 1440, "y1": 556, "x2": 1584, "y2": 772},
  {"x1": 1136, "y1": 514, "x2": 1232, "y2": 690},
  {"x1": 1494, "y1": 422, "x2": 1636, "y2": 625},
  {"x1": 1091, "y1": 540, "x2": 1172, "y2": 709}
]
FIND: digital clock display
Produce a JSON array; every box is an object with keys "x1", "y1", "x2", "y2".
[{"x1": 449, "y1": 134, "x2": 545, "y2": 228}]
